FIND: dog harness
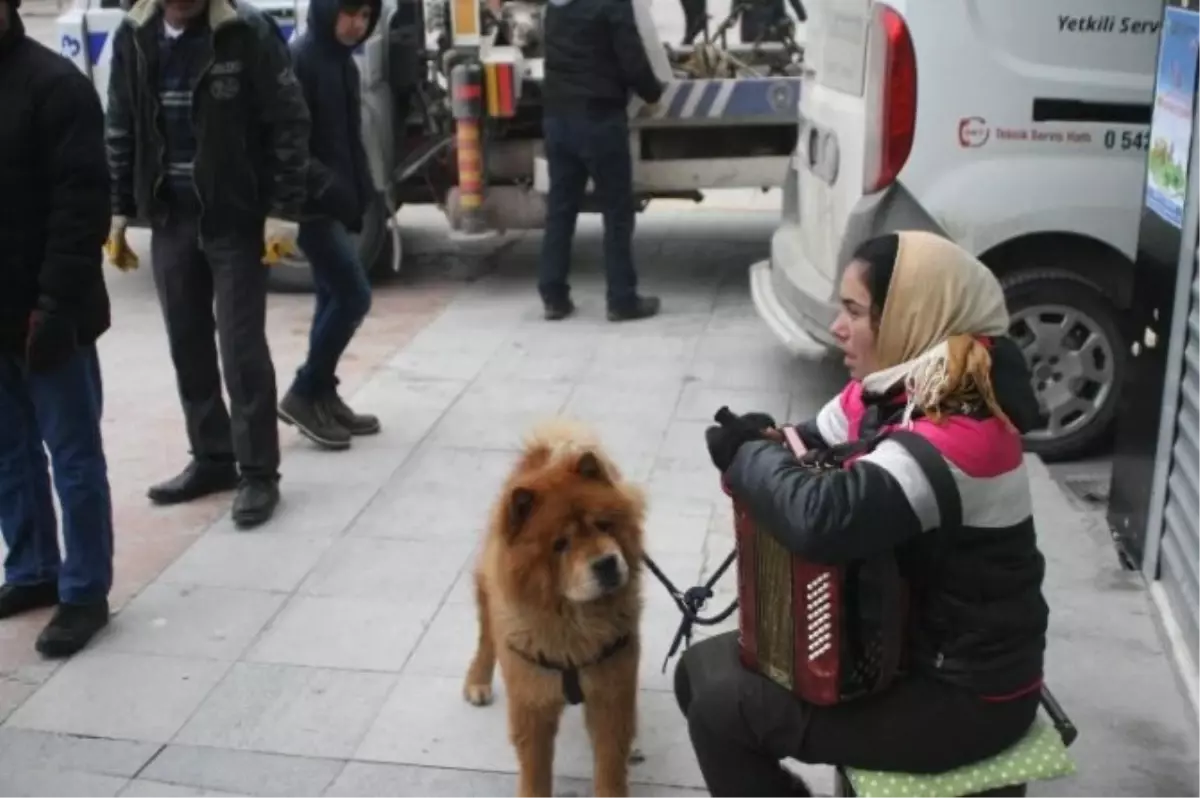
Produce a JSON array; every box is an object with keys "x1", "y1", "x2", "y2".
[{"x1": 507, "y1": 634, "x2": 632, "y2": 705}]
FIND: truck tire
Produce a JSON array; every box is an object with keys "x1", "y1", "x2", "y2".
[
  {"x1": 1002, "y1": 268, "x2": 1127, "y2": 462},
  {"x1": 267, "y1": 194, "x2": 398, "y2": 294}
]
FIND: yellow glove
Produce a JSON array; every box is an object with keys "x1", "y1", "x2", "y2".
[
  {"x1": 103, "y1": 216, "x2": 139, "y2": 272},
  {"x1": 262, "y1": 217, "x2": 300, "y2": 265}
]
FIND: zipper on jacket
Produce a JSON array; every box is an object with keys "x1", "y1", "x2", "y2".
[
  {"x1": 133, "y1": 34, "x2": 168, "y2": 214},
  {"x1": 190, "y1": 38, "x2": 216, "y2": 248}
]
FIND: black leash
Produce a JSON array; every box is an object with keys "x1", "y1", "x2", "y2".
[{"x1": 641, "y1": 550, "x2": 740, "y2": 673}]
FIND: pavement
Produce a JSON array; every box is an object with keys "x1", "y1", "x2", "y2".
[{"x1": 0, "y1": 206, "x2": 1197, "y2": 797}]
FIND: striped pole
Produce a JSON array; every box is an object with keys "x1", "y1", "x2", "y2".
[{"x1": 450, "y1": 61, "x2": 486, "y2": 234}]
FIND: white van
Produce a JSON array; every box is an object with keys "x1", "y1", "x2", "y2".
[{"x1": 749, "y1": 0, "x2": 1161, "y2": 461}]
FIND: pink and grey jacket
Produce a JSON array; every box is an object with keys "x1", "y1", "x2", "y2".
[{"x1": 724, "y1": 337, "x2": 1049, "y2": 698}]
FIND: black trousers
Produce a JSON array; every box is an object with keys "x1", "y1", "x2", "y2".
[
  {"x1": 538, "y1": 109, "x2": 639, "y2": 312},
  {"x1": 150, "y1": 215, "x2": 280, "y2": 478},
  {"x1": 674, "y1": 633, "x2": 1039, "y2": 797}
]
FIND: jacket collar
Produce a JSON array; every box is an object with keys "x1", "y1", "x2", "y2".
[{"x1": 125, "y1": 0, "x2": 239, "y2": 30}]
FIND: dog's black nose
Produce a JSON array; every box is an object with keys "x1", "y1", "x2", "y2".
[{"x1": 592, "y1": 554, "x2": 622, "y2": 588}]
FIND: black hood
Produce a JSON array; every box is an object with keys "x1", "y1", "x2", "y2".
[{"x1": 306, "y1": 0, "x2": 380, "y2": 51}]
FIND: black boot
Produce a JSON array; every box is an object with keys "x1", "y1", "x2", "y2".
[
  {"x1": 607, "y1": 295, "x2": 661, "y2": 322},
  {"x1": 0, "y1": 582, "x2": 59, "y2": 619},
  {"x1": 543, "y1": 297, "x2": 576, "y2": 321},
  {"x1": 278, "y1": 390, "x2": 352, "y2": 450},
  {"x1": 232, "y1": 477, "x2": 281, "y2": 530},
  {"x1": 326, "y1": 392, "x2": 381, "y2": 436},
  {"x1": 148, "y1": 459, "x2": 239, "y2": 506},
  {"x1": 35, "y1": 600, "x2": 109, "y2": 658}
]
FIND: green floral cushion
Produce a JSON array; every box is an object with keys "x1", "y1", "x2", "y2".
[{"x1": 845, "y1": 717, "x2": 1076, "y2": 797}]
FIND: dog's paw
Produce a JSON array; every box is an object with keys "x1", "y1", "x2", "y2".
[{"x1": 463, "y1": 682, "x2": 494, "y2": 706}]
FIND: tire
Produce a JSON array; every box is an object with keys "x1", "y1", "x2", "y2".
[
  {"x1": 1002, "y1": 268, "x2": 1128, "y2": 462},
  {"x1": 266, "y1": 194, "x2": 399, "y2": 294}
]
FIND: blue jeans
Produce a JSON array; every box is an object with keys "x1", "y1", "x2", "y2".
[
  {"x1": 0, "y1": 346, "x2": 114, "y2": 604},
  {"x1": 538, "y1": 109, "x2": 639, "y2": 311},
  {"x1": 291, "y1": 219, "x2": 373, "y2": 398}
]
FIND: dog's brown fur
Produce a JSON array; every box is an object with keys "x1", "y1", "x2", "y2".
[{"x1": 464, "y1": 419, "x2": 646, "y2": 797}]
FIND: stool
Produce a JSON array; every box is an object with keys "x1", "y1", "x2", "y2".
[{"x1": 833, "y1": 687, "x2": 1079, "y2": 798}]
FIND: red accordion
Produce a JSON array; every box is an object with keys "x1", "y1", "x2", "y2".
[{"x1": 727, "y1": 427, "x2": 910, "y2": 706}]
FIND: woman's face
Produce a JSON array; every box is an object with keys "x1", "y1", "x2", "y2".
[{"x1": 831, "y1": 260, "x2": 879, "y2": 380}]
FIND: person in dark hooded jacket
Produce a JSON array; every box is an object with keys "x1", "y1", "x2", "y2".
[
  {"x1": 680, "y1": 231, "x2": 1050, "y2": 796},
  {"x1": 278, "y1": 0, "x2": 383, "y2": 451},
  {"x1": 0, "y1": 0, "x2": 115, "y2": 658}
]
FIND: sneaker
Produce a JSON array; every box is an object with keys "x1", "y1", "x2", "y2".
[
  {"x1": 232, "y1": 477, "x2": 280, "y2": 530},
  {"x1": 607, "y1": 295, "x2": 661, "y2": 322},
  {"x1": 0, "y1": 582, "x2": 59, "y2": 620},
  {"x1": 327, "y1": 392, "x2": 381, "y2": 436},
  {"x1": 543, "y1": 298, "x2": 576, "y2": 321},
  {"x1": 278, "y1": 390, "x2": 352, "y2": 450},
  {"x1": 148, "y1": 460, "x2": 239, "y2": 506},
  {"x1": 35, "y1": 600, "x2": 109, "y2": 658}
]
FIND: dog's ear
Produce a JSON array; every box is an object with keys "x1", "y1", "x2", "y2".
[
  {"x1": 508, "y1": 487, "x2": 537, "y2": 536},
  {"x1": 576, "y1": 451, "x2": 610, "y2": 483}
]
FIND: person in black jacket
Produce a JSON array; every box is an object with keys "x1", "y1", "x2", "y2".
[
  {"x1": 105, "y1": 0, "x2": 311, "y2": 528},
  {"x1": 0, "y1": 0, "x2": 116, "y2": 657},
  {"x1": 277, "y1": 0, "x2": 382, "y2": 451},
  {"x1": 538, "y1": 0, "x2": 664, "y2": 322},
  {"x1": 680, "y1": 232, "x2": 1049, "y2": 796}
]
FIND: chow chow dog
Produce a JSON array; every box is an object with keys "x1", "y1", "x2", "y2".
[{"x1": 463, "y1": 419, "x2": 646, "y2": 797}]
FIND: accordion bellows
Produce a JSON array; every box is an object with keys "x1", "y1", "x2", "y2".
[{"x1": 730, "y1": 427, "x2": 909, "y2": 706}]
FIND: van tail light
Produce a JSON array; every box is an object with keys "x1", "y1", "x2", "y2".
[{"x1": 862, "y1": 3, "x2": 916, "y2": 195}]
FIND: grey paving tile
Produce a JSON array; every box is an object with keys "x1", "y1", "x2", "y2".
[
  {"x1": 156, "y1": 530, "x2": 335, "y2": 593},
  {"x1": 299, "y1": 538, "x2": 475, "y2": 605},
  {"x1": 400, "y1": 601, "x2": 480, "y2": 680},
  {"x1": 425, "y1": 380, "x2": 575, "y2": 450},
  {"x1": 139, "y1": 745, "x2": 344, "y2": 796},
  {"x1": 0, "y1": 678, "x2": 37, "y2": 725},
  {"x1": 281, "y1": 441, "x2": 415, "y2": 489},
  {"x1": 475, "y1": 335, "x2": 601, "y2": 384},
  {"x1": 562, "y1": 384, "x2": 684, "y2": 427},
  {"x1": 0, "y1": 727, "x2": 158, "y2": 777},
  {"x1": 333, "y1": 375, "x2": 469, "y2": 445},
  {"x1": 385, "y1": 349, "x2": 494, "y2": 382},
  {"x1": 346, "y1": 491, "x2": 490, "y2": 543},
  {"x1": 325, "y1": 763, "x2": 708, "y2": 797},
  {"x1": 383, "y1": 444, "x2": 519, "y2": 504},
  {"x1": 657, "y1": 420, "x2": 713, "y2": 468},
  {"x1": 6, "y1": 652, "x2": 230, "y2": 743},
  {"x1": 175, "y1": 663, "x2": 395, "y2": 759},
  {"x1": 674, "y1": 384, "x2": 789, "y2": 425},
  {"x1": 642, "y1": 499, "x2": 711, "y2": 559},
  {"x1": 119, "y1": 779, "x2": 242, "y2": 797},
  {"x1": 104, "y1": 584, "x2": 287, "y2": 661},
  {"x1": 0, "y1": 767, "x2": 128, "y2": 797},
  {"x1": 246, "y1": 596, "x2": 436, "y2": 672},
  {"x1": 354, "y1": 676, "x2": 704, "y2": 788},
  {"x1": 647, "y1": 457, "x2": 727, "y2": 505}
]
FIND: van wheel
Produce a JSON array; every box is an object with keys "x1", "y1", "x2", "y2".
[
  {"x1": 1002, "y1": 269, "x2": 1127, "y2": 462},
  {"x1": 267, "y1": 194, "x2": 399, "y2": 294}
]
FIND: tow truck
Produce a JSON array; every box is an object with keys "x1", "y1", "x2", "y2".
[{"x1": 55, "y1": 0, "x2": 808, "y2": 289}]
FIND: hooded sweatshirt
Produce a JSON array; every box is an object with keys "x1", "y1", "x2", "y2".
[{"x1": 290, "y1": 0, "x2": 380, "y2": 232}]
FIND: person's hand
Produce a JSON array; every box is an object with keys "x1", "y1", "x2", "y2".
[
  {"x1": 26, "y1": 303, "x2": 78, "y2": 374},
  {"x1": 104, "y1": 215, "x2": 139, "y2": 272},
  {"x1": 705, "y1": 406, "x2": 775, "y2": 472},
  {"x1": 262, "y1": 217, "x2": 300, "y2": 266},
  {"x1": 705, "y1": 424, "x2": 761, "y2": 472}
]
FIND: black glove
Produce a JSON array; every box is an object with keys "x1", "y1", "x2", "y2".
[
  {"x1": 705, "y1": 406, "x2": 774, "y2": 472},
  {"x1": 26, "y1": 304, "x2": 78, "y2": 374}
]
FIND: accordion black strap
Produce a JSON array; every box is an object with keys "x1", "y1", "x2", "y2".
[{"x1": 868, "y1": 428, "x2": 964, "y2": 691}]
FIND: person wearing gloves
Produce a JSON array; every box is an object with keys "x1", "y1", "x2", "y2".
[
  {"x1": 538, "y1": 0, "x2": 665, "y2": 322},
  {"x1": 105, "y1": 0, "x2": 311, "y2": 528},
  {"x1": 277, "y1": 0, "x2": 382, "y2": 451},
  {"x1": 0, "y1": 0, "x2": 116, "y2": 656},
  {"x1": 679, "y1": 231, "x2": 1050, "y2": 796}
]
